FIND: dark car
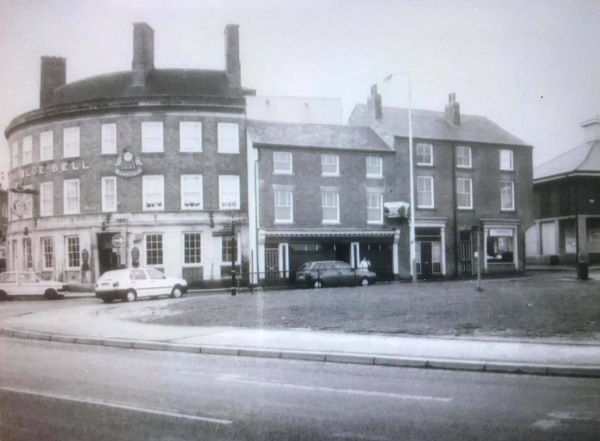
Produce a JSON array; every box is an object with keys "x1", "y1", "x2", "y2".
[{"x1": 295, "y1": 260, "x2": 377, "y2": 288}]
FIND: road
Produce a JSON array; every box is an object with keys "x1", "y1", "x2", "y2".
[{"x1": 1, "y1": 332, "x2": 600, "y2": 440}]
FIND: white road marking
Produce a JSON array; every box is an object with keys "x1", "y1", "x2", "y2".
[
  {"x1": 216, "y1": 374, "x2": 452, "y2": 403},
  {"x1": 0, "y1": 386, "x2": 233, "y2": 425}
]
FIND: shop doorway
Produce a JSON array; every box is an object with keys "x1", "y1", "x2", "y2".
[
  {"x1": 335, "y1": 242, "x2": 351, "y2": 264},
  {"x1": 265, "y1": 248, "x2": 279, "y2": 281},
  {"x1": 419, "y1": 242, "x2": 433, "y2": 278},
  {"x1": 97, "y1": 233, "x2": 120, "y2": 276}
]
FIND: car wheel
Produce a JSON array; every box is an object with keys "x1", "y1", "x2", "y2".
[
  {"x1": 313, "y1": 279, "x2": 323, "y2": 289},
  {"x1": 0, "y1": 290, "x2": 7, "y2": 302},
  {"x1": 44, "y1": 289, "x2": 59, "y2": 300},
  {"x1": 360, "y1": 277, "x2": 370, "y2": 287},
  {"x1": 102, "y1": 298, "x2": 114, "y2": 304},
  {"x1": 123, "y1": 290, "x2": 137, "y2": 302},
  {"x1": 170, "y1": 286, "x2": 183, "y2": 298}
]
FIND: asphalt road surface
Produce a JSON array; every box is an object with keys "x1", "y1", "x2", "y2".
[{"x1": 1, "y1": 335, "x2": 600, "y2": 441}]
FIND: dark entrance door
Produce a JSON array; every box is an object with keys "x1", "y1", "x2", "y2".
[
  {"x1": 420, "y1": 242, "x2": 433, "y2": 278},
  {"x1": 97, "y1": 233, "x2": 120, "y2": 276},
  {"x1": 335, "y1": 242, "x2": 351, "y2": 264},
  {"x1": 265, "y1": 248, "x2": 279, "y2": 283}
]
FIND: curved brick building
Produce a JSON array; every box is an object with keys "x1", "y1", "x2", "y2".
[{"x1": 5, "y1": 23, "x2": 252, "y2": 285}]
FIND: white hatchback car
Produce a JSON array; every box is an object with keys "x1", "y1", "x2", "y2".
[
  {"x1": 0, "y1": 271, "x2": 68, "y2": 301},
  {"x1": 95, "y1": 267, "x2": 188, "y2": 303}
]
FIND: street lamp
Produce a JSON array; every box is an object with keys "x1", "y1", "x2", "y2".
[{"x1": 382, "y1": 72, "x2": 416, "y2": 283}]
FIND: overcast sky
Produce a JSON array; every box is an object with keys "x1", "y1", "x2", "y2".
[{"x1": 1, "y1": 0, "x2": 598, "y2": 187}]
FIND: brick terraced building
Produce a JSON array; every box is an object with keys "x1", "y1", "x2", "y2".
[{"x1": 5, "y1": 23, "x2": 253, "y2": 285}]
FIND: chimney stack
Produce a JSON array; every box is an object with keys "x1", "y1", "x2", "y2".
[
  {"x1": 224, "y1": 24, "x2": 241, "y2": 90},
  {"x1": 132, "y1": 22, "x2": 155, "y2": 88},
  {"x1": 367, "y1": 84, "x2": 382, "y2": 119},
  {"x1": 445, "y1": 93, "x2": 460, "y2": 126},
  {"x1": 40, "y1": 56, "x2": 66, "y2": 108}
]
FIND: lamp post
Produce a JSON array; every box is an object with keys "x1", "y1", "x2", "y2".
[{"x1": 383, "y1": 72, "x2": 416, "y2": 283}]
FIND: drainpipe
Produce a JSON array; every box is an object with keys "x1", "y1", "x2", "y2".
[{"x1": 451, "y1": 143, "x2": 459, "y2": 277}]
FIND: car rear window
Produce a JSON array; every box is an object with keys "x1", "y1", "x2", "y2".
[
  {"x1": 0, "y1": 273, "x2": 16, "y2": 283},
  {"x1": 130, "y1": 269, "x2": 147, "y2": 280}
]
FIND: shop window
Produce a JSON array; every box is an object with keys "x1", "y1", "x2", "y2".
[
  {"x1": 66, "y1": 236, "x2": 80, "y2": 269},
  {"x1": 145, "y1": 234, "x2": 163, "y2": 266},
  {"x1": 181, "y1": 175, "x2": 203, "y2": 209},
  {"x1": 487, "y1": 231, "x2": 514, "y2": 263},
  {"x1": 218, "y1": 122, "x2": 239, "y2": 153},
  {"x1": 222, "y1": 236, "x2": 239, "y2": 263},
  {"x1": 183, "y1": 233, "x2": 201, "y2": 264},
  {"x1": 273, "y1": 152, "x2": 292, "y2": 174},
  {"x1": 180, "y1": 122, "x2": 202, "y2": 152}
]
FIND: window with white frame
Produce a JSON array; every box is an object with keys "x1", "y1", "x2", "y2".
[
  {"x1": 142, "y1": 175, "x2": 164, "y2": 210},
  {"x1": 321, "y1": 191, "x2": 339, "y2": 223},
  {"x1": 367, "y1": 193, "x2": 383, "y2": 224},
  {"x1": 181, "y1": 175, "x2": 203, "y2": 209},
  {"x1": 274, "y1": 190, "x2": 293, "y2": 223},
  {"x1": 23, "y1": 238, "x2": 33, "y2": 270},
  {"x1": 180, "y1": 122, "x2": 202, "y2": 152},
  {"x1": 41, "y1": 237, "x2": 54, "y2": 270},
  {"x1": 321, "y1": 155, "x2": 340, "y2": 176},
  {"x1": 500, "y1": 149, "x2": 514, "y2": 171},
  {"x1": 500, "y1": 180, "x2": 515, "y2": 211},
  {"x1": 416, "y1": 143, "x2": 433, "y2": 165},
  {"x1": 219, "y1": 175, "x2": 240, "y2": 209},
  {"x1": 217, "y1": 122, "x2": 239, "y2": 153},
  {"x1": 12, "y1": 142, "x2": 19, "y2": 168},
  {"x1": 63, "y1": 179, "x2": 80, "y2": 214},
  {"x1": 183, "y1": 233, "x2": 202, "y2": 264},
  {"x1": 66, "y1": 236, "x2": 80, "y2": 268},
  {"x1": 40, "y1": 131, "x2": 53, "y2": 161},
  {"x1": 145, "y1": 234, "x2": 163, "y2": 265},
  {"x1": 63, "y1": 127, "x2": 80, "y2": 158},
  {"x1": 39, "y1": 182, "x2": 53, "y2": 216},
  {"x1": 456, "y1": 177, "x2": 473, "y2": 209},
  {"x1": 222, "y1": 236, "x2": 239, "y2": 263},
  {"x1": 417, "y1": 176, "x2": 434, "y2": 208},
  {"x1": 366, "y1": 156, "x2": 383, "y2": 178},
  {"x1": 273, "y1": 151, "x2": 292, "y2": 174},
  {"x1": 102, "y1": 177, "x2": 117, "y2": 212},
  {"x1": 22, "y1": 136, "x2": 32, "y2": 165},
  {"x1": 456, "y1": 146, "x2": 472, "y2": 168},
  {"x1": 101, "y1": 123, "x2": 117, "y2": 154},
  {"x1": 142, "y1": 122, "x2": 163, "y2": 152},
  {"x1": 487, "y1": 229, "x2": 515, "y2": 263}
]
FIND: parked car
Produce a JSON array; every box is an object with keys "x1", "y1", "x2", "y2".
[
  {"x1": 0, "y1": 271, "x2": 68, "y2": 301},
  {"x1": 295, "y1": 260, "x2": 377, "y2": 288},
  {"x1": 95, "y1": 267, "x2": 188, "y2": 303}
]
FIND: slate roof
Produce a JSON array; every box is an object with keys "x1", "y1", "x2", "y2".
[
  {"x1": 48, "y1": 69, "x2": 237, "y2": 106},
  {"x1": 534, "y1": 140, "x2": 600, "y2": 181},
  {"x1": 247, "y1": 120, "x2": 393, "y2": 152},
  {"x1": 349, "y1": 104, "x2": 530, "y2": 147}
]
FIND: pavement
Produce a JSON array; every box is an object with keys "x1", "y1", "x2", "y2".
[{"x1": 2, "y1": 289, "x2": 600, "y2": 379}]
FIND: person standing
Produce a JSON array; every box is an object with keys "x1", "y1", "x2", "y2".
[{"x1": 359, "y1": 256, "x2": 371, "y2": 269}]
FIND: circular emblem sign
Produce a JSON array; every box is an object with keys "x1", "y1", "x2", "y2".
[{"x1": 111, "y1": 234, "x2": 125, "y2": 248}]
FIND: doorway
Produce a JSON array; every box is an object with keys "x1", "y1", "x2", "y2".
[
  {"x1": 265, "y1": 248, "x2": 279, "y2": 282},
  {"x1": 419, "y1": 242, "x2": 433, "y2": 278},
  {"x1": 97, "y1": 233, "x2": 120, "y2": 276}
]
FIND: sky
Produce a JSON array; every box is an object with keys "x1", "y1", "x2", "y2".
[{"x1": 0, "y1": 0, "x2": 598, "y2": 188}]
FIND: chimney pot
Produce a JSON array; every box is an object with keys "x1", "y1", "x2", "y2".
[
  {"x1": 445, "y1": 92, "x2": 460, "y2": 126},
  {"x1": 40, "y1": 56, "x2": 66, "y2": 108}
]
